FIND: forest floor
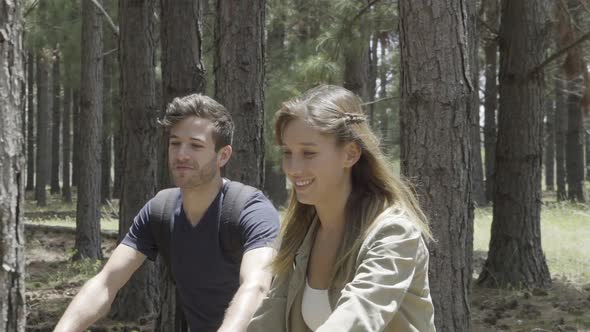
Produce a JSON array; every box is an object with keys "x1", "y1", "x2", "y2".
[{"x1": 23, "y1": 191, "x2": 590, "y2": 332}]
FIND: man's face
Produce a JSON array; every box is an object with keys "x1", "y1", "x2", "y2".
[{"x1": 168, "y1": 116, "x2": 223, "y2": 189}]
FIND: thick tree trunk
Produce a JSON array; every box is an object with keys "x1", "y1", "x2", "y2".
[
  {"x1": 26, "y1": 51, "x2": 35, "y2": 191},
  {"x1": 35, "y1": 51, "x2": 52, "y2": 207},
  {"x1": 109, "y1": 0, "x2": 160, "y2": 321},
  {"x1": 158, "y1": 0, "x2": 206, "y2": 190},
  {"x1": 545, "y1": 97, "x2": 555, "y2": 191},
  {"x1": 478, "y1": 0, "x2": 551, "y2": 289},
  {"x1": 51, "y1": 52, "x2": 61, "y2": 194},
  {"x1": 62, "y1": 87, "x2": 72, "y2": 202},
  {"x1": 215, "y1": 0, "x2": 266, "y2": 188},
  {"x1": 263, "y1": 161, "x2": 288, "y2": 208},
  {"x1": 399, "y1": 1, "x2": 475, "y2": 330},
  {"x1": 483, "y1": 0, "x2": 499, "y2": 203},
  {"x1": 0, "y1": 0, "x2": 26, "y2": 329},
  {"x1": 74, "y1": 0, "x2": 104, "y2": 260},
  {"x1": 555, "y1": 75, "x2": 567, "y2": 200},
  {"x1": 565, "y1": 77, "x2": 586, "y2": 202}
]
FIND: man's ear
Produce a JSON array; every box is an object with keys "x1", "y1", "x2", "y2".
[
  {"x1": 218, "y1": 145, "x2": 232, "y2": 168},
  {"x1": 343, "y1": 142, "x2": 361, "y2": 168}
]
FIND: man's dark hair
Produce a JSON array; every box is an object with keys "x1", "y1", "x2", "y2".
[{"x1": 159, "y1": 94, "x2": 234, "y2": 150}]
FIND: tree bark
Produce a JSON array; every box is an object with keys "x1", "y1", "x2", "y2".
[
  {"x1": 215, "y1": 0, "x2": 266, "y2": 188},
  {"x1": 399, "y1": 1, "x2": 475, "y2": 330},
  {"x1": 483, "y1": 0, "x2": 499, "y2": 203},
  {"x1": 471, "y1": 20, "x2": 486, "y2": 207},
  {"x1": 50, "y1": 50, "x2": 61, "y2": 194},
  {"x1": 565, "y1": 76, "x2": 586, "y2": 202},
  {"x1": 109, "y1": 0, "x2": 160, "y2": 321},
  {"x1": 72, "y1": 89, "x2": 80, "y2": 188},
  {"x1": 158, "y1": 0, "x2": 206, "y2": 190},
  {"x1": 586, "y1": 128, "x2": 590, "y2": 181},
  {"x1": 35, "y1": 51, "x2": 52, "y2": 207},
  {"x1": 0, "y1": 0, "x2": 26, "y2": 328},
  {"x1": 555, "y1": 74, "x2": 567, "y2": 200},
  {"x1": 478, "y1": 0, "x2": 551, "y2": 289},
  {"x1": 545, "y1": 96, "x2": 555, "y2": 191},
  {"x1": 26, "y1": 51, "x2": 35, "y2": 192},
  {"x1": 74, "y1": 0, "x2": 104, "y2": 260},
  {"x1": 101, "y1": 35, "x2": 113, "y2": 204},
  {"x1": 62, "y1": 87, "x2": 72, "y2": 202}
]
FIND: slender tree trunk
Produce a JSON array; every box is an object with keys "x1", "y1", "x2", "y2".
[
  {"x1": 555, "y1": 75, "x2": 567, "y2": 200},
  {"x1": 62, "y1": 87, "x2": 72, "y2": 202},
  {"x1": 215, "y1": 0, "x2": 265, "y2": 188},
  {"x1": 565, "y1": 76, "x2": 586, "y2": 202},
  {"x1": 26, "y1": 51, "x2": 35, "y2": 191},
  {"x1": 51, "y1": 51, "x2": 61, "y2": 194},
  {"x1": 483, "y1": 0, "x2": 499, "y2": 203},
  {"x1": 367, "y1": 33, "x2": 378, "y2": 128},
  {"x1": 471, "y1": 23, "x2": 486, "y2": 207},
  {"x1": 112, "y1": 115, "x2": 122, "y2": 199},
  {"x1": 74, "y1": 0, "x2": 104, "y2": 260},
  {"x1": 0, "y1": 0, "x2": 26, "y2": 329},
  {"x1": 585, "y1": 128, "x2": 590, "y2": 181},
  {"x1": 399, "y1": 1, "x2": 475, "y2": 330},
  {"x1": 35, "y1": 51, "x2": 52, "y2": 207},
  {"x1": 109, "y1": 0, "x2": 160, "y2": 321},
  {"x1": 478, "y1": 0, "x2": 551, "y2": 289},
  {"x1": 101, "y1": 41, "x2": 113, "y2": 204},
  {"x1": 545, "y1": 97, "x2": 555, "y2": 191},
  {"x1": 158, "y1": 0, "x2": 206, "y2": 190},
  {"x1": 72, "y1": 89, "x2": 80, "y2": 188}
]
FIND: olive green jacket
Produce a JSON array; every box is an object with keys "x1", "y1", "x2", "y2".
[{"x1": 247, "y1": 208, "x2": 436, "y2": 332}]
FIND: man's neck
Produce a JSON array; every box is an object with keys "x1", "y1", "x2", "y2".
[{"x1": 181, "y1": 176, "x2": 224, "y2": 226}]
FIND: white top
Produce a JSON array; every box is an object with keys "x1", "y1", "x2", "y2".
[{"x1": 302, "y1": 278, "x2": 333, "y2": 331}]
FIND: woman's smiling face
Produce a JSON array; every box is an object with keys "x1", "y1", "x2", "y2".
[{"x1": 280, "y1": 118, "x2": 352, "y2": 207}]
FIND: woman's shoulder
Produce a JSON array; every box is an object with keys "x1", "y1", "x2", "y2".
[{"x1": 365, "y1": 207, "x2": 423, "y2": 242}]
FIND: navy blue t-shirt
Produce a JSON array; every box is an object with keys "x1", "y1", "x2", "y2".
[{"x1": 121, "y1": 183, "x2": 280, "y2": 331}]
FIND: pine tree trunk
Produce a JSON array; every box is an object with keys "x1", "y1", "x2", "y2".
[
  {"x1": 399, "y1": 1, "x2": 475, "y2": 330},
  {"x1": 158, "y1": 0, "x2": 206, "y2": 190},
  {"x1": 0, "y1": 0, "x2": 26, "y2": 328},
  {"x1": 565, "y1": 77, "x2": 586, "y2": 202},
  {"x1": 555, "y1": 75, "x2": 567, "y2": 200},
  {"x1": 585, "y1": 128, "x2": 590, "y2": 181},
  {"x1": 101, "y1": 40, "x2": 113, "y2": 204},
  {"x1": 26, "y1": 51, "x2": 35, "y2": 191},
  {"x1": 62, "y1": 87, "x2": 72, "y2": 202},
  {"x1": 109, "y1": 0, "x2": 160, "y2": 321},
  {"x1": 483, "y1": 0, "x2": 499, "y2": 203},
  {"x1": 51, "y1": 51, "x2": 61, "y2": 194},
  {"x1": 74, "y1": 0, "x2": 104, "y2": 260},
  {"x1": 35, "y1": 51, "x2": 52, "y2": 207},
  {"x1": 215, "y1": 0, "x2": 266, "y2": 188},
  {"x1": 72, "y1": 89, "x2": 80, "y2": 188},
  {"x1": 545, "y1": 97, "x2": 555, "y2": 191},
  {"x1": 471, "y1": 25, "x2": 486, "y2": 207},
  {"x1": 478, "y1": 0, "x2": 551, "y2": 289}
]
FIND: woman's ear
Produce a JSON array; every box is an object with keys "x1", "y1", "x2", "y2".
[
  {"x1": 343, "y1": 142, "x2": 361, "y2": 168},
  {"x1": 217, "y1": 145, "x2": 233, "y2": 168}
]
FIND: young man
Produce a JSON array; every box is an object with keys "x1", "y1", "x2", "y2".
[{"x1": 55, "y1": 94, "x2": 280, "y2": 332}]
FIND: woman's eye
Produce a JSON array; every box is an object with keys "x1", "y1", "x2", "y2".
[
  {"x1": 170, "y1": 142, "x2": 180, "y2": 146},
  {"x1": 303, "y1": 151, "x2": 316, "y2": 158}
]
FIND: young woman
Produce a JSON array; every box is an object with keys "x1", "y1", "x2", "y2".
[{"x1": 248, "y1": 85, "x2": 436, "y2": 332}]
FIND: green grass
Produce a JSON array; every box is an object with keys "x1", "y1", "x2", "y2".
[{"x1": 474, "y1": 202, "x2": 590, "y2": 283}]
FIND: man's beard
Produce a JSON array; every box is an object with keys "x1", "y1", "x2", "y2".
[{"x1": 170, "y1": 155, "x2": 218, "y2": 189}]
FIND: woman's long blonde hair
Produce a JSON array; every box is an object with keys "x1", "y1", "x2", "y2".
[{"x1": 272, "y1": 85, "x2": 432, "y2": 286}]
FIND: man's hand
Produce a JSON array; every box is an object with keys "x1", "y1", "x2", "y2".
[
  {"x1": 53, "y1": 245, "x2": 146, "y2": 332},
  {"x1": 217, "y1": 247, "x2": 275, "y2": 332}
]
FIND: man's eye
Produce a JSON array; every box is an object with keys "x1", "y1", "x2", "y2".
[
  {"x1": 191, "y1": 144, "x2": 203, "y2": 149},
  {"x1": 170, "y1": 142, "x2": 180, "y2": 146},
  {"x1": 282, "y1": 150, "x2": 292, "y2": 156}
]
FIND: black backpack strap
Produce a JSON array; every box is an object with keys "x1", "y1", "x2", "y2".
[
  {"x1": 220, "y1": 180, "x2": 258, "y2": 265},
  {"x1": 149, "y1": 188, "x2": 179, "y2": 277}
]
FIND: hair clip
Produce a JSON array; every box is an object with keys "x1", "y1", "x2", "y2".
[{"x1": 344, "y1": 113, "x2": 366, "y2": 124}]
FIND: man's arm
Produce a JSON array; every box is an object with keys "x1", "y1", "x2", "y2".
[
  {"x1": 53, "y1": 244, "x2": 147, "y2": 332},
  {"x1": 217, "y1": 247, "x2": 275, "y2": 332}
]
